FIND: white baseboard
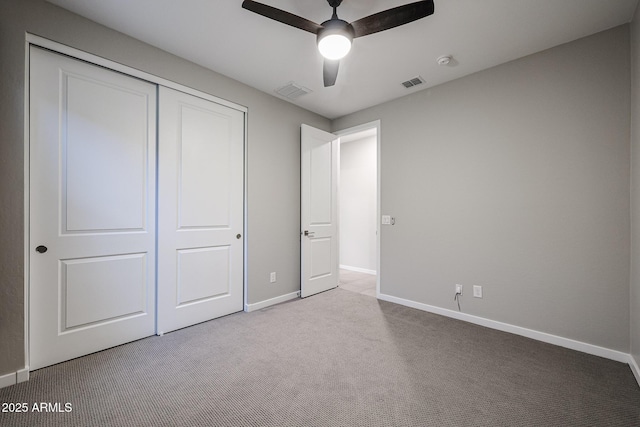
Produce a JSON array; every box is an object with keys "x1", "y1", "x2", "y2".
[
  {"x1": 245, "y1": 291, "x2": 300, "y2": 312},
  {"x1": 629, "y1": 354, "x2": 640, "y2": 386},
  {"x1": 339, "y1": 265, "x2": 376, "y2": 275},
  {"x1": 378, "y1": 293, "x2": 630, "y2": 364},
  {"x1": 0, "y1": 372, "x2": 16, "y2": 389},
  {"x1": 17, "y1": 368, "x2": 29, "y2": 384},
  {"x1": 0, "y1": 368, "x2": 29, "y2": 389}
]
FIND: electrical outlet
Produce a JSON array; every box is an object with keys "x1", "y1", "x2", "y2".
[
  {"x1": 455, "y1": 284, "x2": 463, "y2": 295},
  {"x1": 270, "y1": 272, "x2": 277, "y2": 283},
  {"x1": 473, "y1": 285, "x2": 483, "y2": 298}
]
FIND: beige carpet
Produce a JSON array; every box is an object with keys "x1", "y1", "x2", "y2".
[{"x1": 1, "y1": 288, "x2": 638, "y2": 426}]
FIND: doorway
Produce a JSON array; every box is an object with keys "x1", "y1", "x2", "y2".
[{"x1": 336, "y1": 122, "x2": 380, "y2": 297}]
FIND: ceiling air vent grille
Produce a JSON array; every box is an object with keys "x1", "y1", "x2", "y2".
[
  {"x1": 275, "y1": 82, "x2": 312, "y2": 99},
  {"x1": 402, "y1": 76, "x2": 425, "y2": 89}
]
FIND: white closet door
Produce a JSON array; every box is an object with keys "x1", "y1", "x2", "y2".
[
  {"x1": 29, "y1": 47, "x2": 157, "y2": 370},
  {"x1": 157, "y1": 87, "x2": 244, "y2": 334}
]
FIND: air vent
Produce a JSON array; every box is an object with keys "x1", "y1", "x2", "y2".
[
  {"x1": 401, "y1": 76, "x2": 425, "y2": 89},
  {"x1": 275, "y1": 82, "x2": 312, "y2": 99}
]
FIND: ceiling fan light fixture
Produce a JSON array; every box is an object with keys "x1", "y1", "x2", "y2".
[
  {"x1": 318, "y1": 34, "x2": 351, "y2": 60},
  {"x1": 317, "y1": 19, "x2": 355, "y2": 60}
]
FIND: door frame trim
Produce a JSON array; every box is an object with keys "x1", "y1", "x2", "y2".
[
  {"x1": 333, "y1": 120, "x2": 381, "y2": 297},
  {"x1": 24, "y1": 34, "x2": 248, "y2": 373}
]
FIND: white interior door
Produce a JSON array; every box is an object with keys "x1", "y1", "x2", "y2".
[
  {"x1": 29, "y1": 47, "x2": 157, "y2": 370},
  {"x1": 157, "y1": 87, "x2": 244, "y2": 334},
  {"x1": 301, "y1": 124, "x2": 339, "y2": 297}
]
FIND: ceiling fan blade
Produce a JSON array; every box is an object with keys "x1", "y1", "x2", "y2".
[
  {"x1": 242, "y1": 0, "x2": 322, "y2": 34},
  {"x1": 350, "y1": 0, "x2": 434, "y2": 38},
  {"x1": 323, "y1": 59, "x2": 340, "y2": 87}
]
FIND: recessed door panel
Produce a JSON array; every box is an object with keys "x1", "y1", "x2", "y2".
[
  {"x1": 177, "y1": 247, "x2": 230, "y2": 306},
  {"x1": 29, "y1": 47, "x2": 157, "y2": 370},
  {"x1": 179, "y1": 106, "x2": 232, "y2": 229},
  {"x1": 310, "y1": 237, "x2": 332, "y2": 279},
  {"x1": 310, "y1": 141, "x2": 333, "y2": 225},
  {"x1": 62, "y1": 254, "x2": 147, "y2": 330},
  {"x1": 63, "y1": 73, "x2": 149, "y2": 233},
  {"x1": 158, "y1": 86, "x2": 244, "y2": 334}
]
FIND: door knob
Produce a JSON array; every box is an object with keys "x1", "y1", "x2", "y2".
[
  {"x1": 236, "y1": 234, "x2": 242, "y2": 239},
  {"x1": 303, "y1": 230, "x2": 315, "y2": 237},
  {"x1": 35, "y1": 245, "x2": 48, "y2": 253}
]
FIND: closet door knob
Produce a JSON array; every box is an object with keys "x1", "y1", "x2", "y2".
[
  {"x1": 35, "y1": 245, "x2": 48, "y2": 253},
  {"x1": 236, "y1": 234, "x2": 242, "y2": 239}
]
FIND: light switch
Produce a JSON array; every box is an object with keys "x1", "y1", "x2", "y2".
[{"x1": 382, "y1": 215, "x2": 391, "y2": 225}]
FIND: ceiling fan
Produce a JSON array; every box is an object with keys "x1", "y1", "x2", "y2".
[{"x1": 242, "y1": 0, "x2": 435, "y2": 87}]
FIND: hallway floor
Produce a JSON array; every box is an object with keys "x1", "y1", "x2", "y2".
[{"x1": 338, "y1": 269, "x2": 376, "y2": 297}]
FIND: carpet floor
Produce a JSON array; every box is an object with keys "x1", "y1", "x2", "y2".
[{"x1": 1, "y1": 288, "x2": 638, "y2": 426}]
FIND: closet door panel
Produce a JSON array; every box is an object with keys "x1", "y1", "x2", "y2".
[
  {"x1": 29, "y1": 47, "x2": 157, "y2": 370},
  {"x1": 158, "y1": 87, "x2": 244, "y2": 334}
]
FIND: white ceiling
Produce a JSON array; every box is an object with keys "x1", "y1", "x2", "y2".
[{"x1": 47, "y1": 0, "x2": 638, "y2": 119}]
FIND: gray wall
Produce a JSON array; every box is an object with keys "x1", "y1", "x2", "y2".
[
  {"x1": 339, "y1": 136, "x2": 377, "y2": 272},
  {"x1": 333, "y1": 25, "x2": 631, "y2": 352},
  {"x1": 0, "y1": 0, "x2": 330, "y2": 376},
  {"x1": 631, "y1": 5, "x2": 640, "y2": 366}
]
